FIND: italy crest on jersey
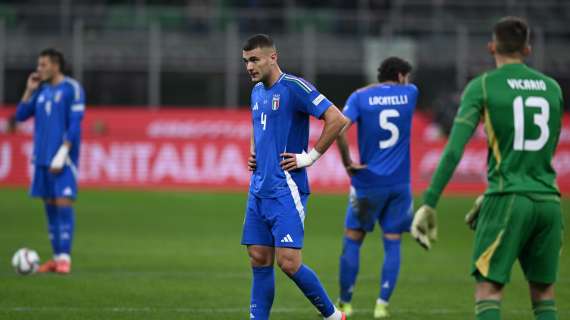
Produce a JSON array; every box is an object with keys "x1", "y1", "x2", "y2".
[{"x1": 272, "y1": 94, "x2": 280, "y2": 111}]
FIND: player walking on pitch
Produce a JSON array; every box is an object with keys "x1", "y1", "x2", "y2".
[
  {"x1": 240, "y1": 34, "x2": 349, "y2": 320},
  {"x1": 9, "y1": 49, "x2": 85, "y2": 274},
  {"x1": 411, "y1": 17, "x2": 563, "y2": 320},
  {"x1": 335, "y1": 57, "x2": 418, "y2": 318}
]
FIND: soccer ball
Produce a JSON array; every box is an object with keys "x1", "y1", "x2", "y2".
[{"x1": 11, "y1": 248, "x2": 40, "y2": 275}]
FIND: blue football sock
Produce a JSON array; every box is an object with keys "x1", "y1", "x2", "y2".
[
  {"x1": 339, "y1": 236, "x2": 362, "y2": 302},
  {"x1": 379, "y1": 237, "x2": 401, "y2": 302},
  {"x1": 57, "y1": 206, "x2": 75, "y2": 256},
  {"x1": 44, "y1": 203, "x2": 60, "y2": 256},
  {"x1": 290, "y1": 264, "x2": 335, "y2": 317},
  {"x1": 250, "y1": 266, "x2": 275, "y2": 320}
]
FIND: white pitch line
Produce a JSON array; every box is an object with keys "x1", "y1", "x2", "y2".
[{"x1": 1, "y1": 306, "x2": 568, "y2": 315}]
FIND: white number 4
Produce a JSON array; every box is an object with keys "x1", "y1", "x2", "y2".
[
  {"x1": 379, "y1": 109, "x2": 400, "y2": 149},
  {"x1": 513, "y1": 96, "x2": 549, "y2": 151},
  {"x1": 261, "y1": 112, "x2": 267, "y2": 131}
]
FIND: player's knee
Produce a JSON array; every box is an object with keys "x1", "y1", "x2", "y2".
[
  {"x1": 247, "y1": 246, "x2": 274, "y2": 267},
  {"x1": 54, "y1": 197, "x2": 73, "y2": 207},
  {"x1": 276, "y1": 253, "x2": 301, "y2": 276},
  {"x1": 383, "y1": 233, "x2": 401, "y2": 240},
  {"x1": 529, "y1": 282, "x2": 555, "y2": 301},
  {"x1": 345, "y1": 228, "x2": 365, "y2": 242},
  {"x1": 475, "y1": 280, "x2": 504, "y2": 301}
]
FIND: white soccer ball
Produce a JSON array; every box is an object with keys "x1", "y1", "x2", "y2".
[{"x1": 11, "y1": 248, "x2": 40, "y2": 275}]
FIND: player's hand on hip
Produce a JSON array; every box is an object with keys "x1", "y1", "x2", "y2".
[
  {"x1": 345, "y1": 162, "x2": 367, "y2": 176},
  {"x1": 280, "y1": 149, "x2": 321, "y2": 171},
  {"x1": 26, "y1": 72, "x2": 41, "y2": 92},
  {"x1": 248, "y1": 152, "x2": 257, "y2": 171},
  {"x1": 465, "y1": 195, "x2": 484, "y2": 231},
  {"x1": 411, "y1": 205, "x2": 438, "y2": 250}
]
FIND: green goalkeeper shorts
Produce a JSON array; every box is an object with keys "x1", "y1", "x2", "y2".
[{"x1": 471, "y1": 193, "x2": 564, "y2": 285}]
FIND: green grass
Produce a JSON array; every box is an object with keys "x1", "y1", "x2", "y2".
[{"x1": 0, "y1": 188, "x2": 568, "y2": 320}]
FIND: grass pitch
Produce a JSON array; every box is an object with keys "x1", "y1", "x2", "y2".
[{"x1": 0, "y1": 188, "x2": 568, "y2": 320}]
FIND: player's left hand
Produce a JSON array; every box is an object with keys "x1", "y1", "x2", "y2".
[
  {"x1": 411, "y1": 205, "x2": 438, "y2": 250},
  {"x1": 465, "y1": 195, "x2": 484, "y2": 230},
  {"x1": 49, "y1": 144, "x2": 70, "y2": 174},
  {"x1": 280, "y1": 149, "x2": 322, "y2": 171}
]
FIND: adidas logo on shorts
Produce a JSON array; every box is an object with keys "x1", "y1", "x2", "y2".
[{"x1": 280, "y1": 234, "x2": 294, "y2": 243}]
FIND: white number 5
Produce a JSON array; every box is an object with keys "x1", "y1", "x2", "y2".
[
  {"x1": 513, "y1": 96, "x2": 549, "y2": 151},
  {"x1": 379, "y1": 109, "x2": 400, "y2": 149}
]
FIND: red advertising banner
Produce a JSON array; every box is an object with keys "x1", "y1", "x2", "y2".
[{"x1": 0, "y1": 108, "x2": 569, "y2": 195}]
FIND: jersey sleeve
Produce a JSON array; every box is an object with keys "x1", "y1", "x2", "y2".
[
  {"x1": 342, "y1": 92, "x2": 359, "y2": 122},
  {"x1": 287, "y1": 78, "x2": 333, "y2": 119},
  {"x1": 15, "y1": 90, "x2": 39, "y2": 121},
  {"x1": 64, "y1": 81, "x2": 86, "y2": 146},
  {"x1": 423, "y1": 76, "x2": 484, "y2": 208},
  {"x1": 408, "y1": 84, "x2": 420, "y2": 110}
]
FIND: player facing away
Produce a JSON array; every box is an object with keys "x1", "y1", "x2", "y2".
[
  {"x1": 335, "y1": 57, "x2": 418, "y2": 318},
  {"x1": 240, "y1": 34, "x2": 350, "y2": 320},
  {"x1": 411, "y1": 17, "x2": 563, "y2": 320},
  {"x1": 9, "y1": 49, "x2": 85, "y2": 274}
]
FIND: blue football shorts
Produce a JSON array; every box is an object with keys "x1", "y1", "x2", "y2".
[{"x1": 30, "y1": 163, "x2": 78, "y2": 200}]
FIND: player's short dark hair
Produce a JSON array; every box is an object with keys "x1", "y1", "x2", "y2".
[
  {"x1": 39, "y1": 48, "x2": 65, "y2": 71},
  {"x1": 242, "y1": 34, "x2": 276, "y2": 51},
  {"x1": 493, "y1": 16, "x2": 529, "y2": 55},
  {"x1": 377, "y1": 57, "x2": 412, "y2": 82}
]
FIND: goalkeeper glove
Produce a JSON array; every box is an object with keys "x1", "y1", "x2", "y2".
[
  {"x1": 465, "y1": 195, "x2": 484, "y2": 230},
  {"x1": 411, "y1": 205, "x2": 438, "y2": 250},
  {"x1": 50, "y1": 144, "x2": 70, "y2": 171}
]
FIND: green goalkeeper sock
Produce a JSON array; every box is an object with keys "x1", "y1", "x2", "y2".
[
  {"x1": 533, "y1": 300, "x2": 558, "y2": 320},
  {"x1": 475, "y1": 300, "x2": 501, "y2": 320}
]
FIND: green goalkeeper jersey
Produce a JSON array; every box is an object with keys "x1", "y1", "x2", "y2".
[{"x1": 424, "y1": 63, "x2": 563, "y2": 207}]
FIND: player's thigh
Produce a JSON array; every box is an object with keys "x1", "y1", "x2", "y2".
[
  {"x1": 379, "y1": 184, "x2": 413, "y2": 234},
  {"x1": 519, "y1": 198, "x2": 563, "y2": 285},
  {"x1": 345, "y1": 187, "x2": 382, "y2": 233},
  {"x1": 241, "y1": 193, "x2": 274, "y2": 247},
  {"x1": 471, "y1": 194, "x2": 534, "y2": 285},
  {"x1": 270, "y1": 193, "x2": 308, "y2": 249},
  {"x1": 52, "y1": 165, "x2": 78, "y2": 200},
  {"x1": 29, "y1": 166, "x2": 53, "y2": 199}
]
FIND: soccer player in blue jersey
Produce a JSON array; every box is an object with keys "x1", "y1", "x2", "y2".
[
  {"x1": 335, "y1": 57, "x2": 418, "y2": 318},
  {"x1": 9, "y1": 48, "x2": 85, "y2": 274},
  {"x1": 240, "y1": 34, "x2": 350, "y2": 320}
]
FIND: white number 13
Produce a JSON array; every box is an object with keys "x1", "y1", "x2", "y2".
[{"x1": 513, "y1": 96, "x2": 549, "y2": 151}]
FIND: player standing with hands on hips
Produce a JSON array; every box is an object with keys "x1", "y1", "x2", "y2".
[
  {"x1": 241, "y1": 34, "x2": 349, "y2": 320},
  {"x1": 411, "y1": 17, "x2": 563, "y2": 320},
  {"x1": 9, "y1": 48, "x2": 85, "y2": 274}
]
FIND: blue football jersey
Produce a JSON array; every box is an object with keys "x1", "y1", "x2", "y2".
[
  {"x1": 249, "y1": 73, "x2": 333, "y2": 198},
  {"x1": 343, "y1": 83, "x2": 418, "y2": 188},
  {"x1": 15, "y1": 77, "x2": 86, "y2": 167}
]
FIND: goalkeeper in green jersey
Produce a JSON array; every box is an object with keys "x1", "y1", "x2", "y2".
[{"x1": 411, "y1": 17, "x2": 564, "y2": 320}]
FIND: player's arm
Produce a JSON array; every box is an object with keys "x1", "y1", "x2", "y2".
[
  {"x1": 412, "y1": 77, "x2": 484, "y2": 250},
  {"x1": 336, "y1": 92, "x2": 366, "y2": 176},
  {"x1": 50, "y1": 83, "x2": 85, "y2": 173},
  {"x1": 9, "y1": 73, "x2": 41, "y2": 131},
  {"x1": 281, "y1": 105, "x2": 348, "y2": 171},
  {"x1": 248, "y1": 127, "x2": 256, "y2": 171}
]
